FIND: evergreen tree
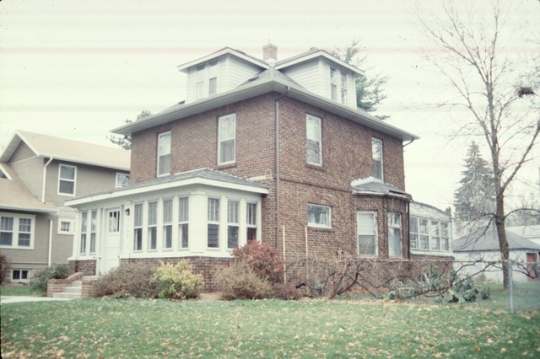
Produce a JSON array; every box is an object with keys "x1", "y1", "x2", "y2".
[
  {"x1": 108, "y1": 110, "x2": 152, "y2": 150},
  {"x1": 454, "y1": 142, "x2": 496, "y2": 221}
]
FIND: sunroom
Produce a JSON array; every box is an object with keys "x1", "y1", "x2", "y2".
[{"x1": 65, "y1": 168, "x2": 269, "y2": 275}]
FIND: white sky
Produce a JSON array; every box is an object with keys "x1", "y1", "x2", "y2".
[{"x1": 1, "y1": 0, "x2": 539, "y2": 211}]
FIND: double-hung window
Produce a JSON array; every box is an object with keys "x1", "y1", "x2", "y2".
[
  {"x1": 80, "y1": 212, "x2": 87, "y2": 254},
  {"x1": 58, "y1": 164, "x2": 76, "y2": 195},
  {"x1": 308, "y1": 204, "x2": 331, "y2": 228},
  {"x1": 196, "y1": 64, "x2": 205, "y2": 99},
  {"x1": 133, "y1": 203, "x2": 143, "y2": 251},
  {"x1": 419, "y1": 219, "x2": 429, "y2": 250},
  {"x1": 227, "y1": 200, "x2": 239, "y2": 249},
  {"x1": 410, "y1": 217, "x2": 419, "y2": 250},
  {"x1": 208, "y1": 59, "x2": 218, "y2": 95},
  {"x1": 441, "y1": 222, "x2": 449, "y2": 251},
  {"x1": 179, "y1": 197, "x2": 189, "y2": 248},
  {"x1": 207, "y1": 198, "x2": 220, "y2": 248},
  {"x1": 306, "y1": 115, "x2": 322, "y2": 166},
  {"x1": 330, "y1": 67, "x2": 338, "y2": 101},
  {"x1": 90, "y1": 210, "x2": 97, "y2": 253},
  {"x1": 246, "y1": 203, "x2": 257, "y2": 241},
  {"x1": 372, "y1": 138, "x2": 383, "y2": 181},
  {"x1": 357, "y1": 211, "x2": 377, "y2": 255},
  {"x1": 218, "y1": 114, "x2": 236, "y2": 165},
  {"x1": 388, "y1": 213, "x2": 402, "y2": 257},
  {"x1": 0, "y1": 214, "x2": 34, "y2": 248},
  {"x1": 148, "y1": 201, "x2": 158, "y2": 250},
  {"x1": 163, "y1": 199, "x2": 173, "y2": 249},
  {"x1": 431, "y1": 221, "x2": 440, "y2": 251},
  {"x1": 157, "y1": 132, "x2": 171, "y2": 176},
  {"x1": 340, "y1": 71, "x2": 347, "y2": 105}
]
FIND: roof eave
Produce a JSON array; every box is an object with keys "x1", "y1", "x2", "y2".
[
  {"x1": 0, "y1": 205, "x2": 57, "y2": 214},
  {"x1": 275, "y1": 51, "x2": 365, "y2": 77},
  {"x1": 177, "y1": 48, "x2": 269, "y2": 73}
]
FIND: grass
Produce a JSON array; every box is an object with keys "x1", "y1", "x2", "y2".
[
  {"x1": 2, "y1": 297, "x2": 539, "y2": 358},
  {"x1": 0, "y1": 285, "x2": 45, "y2": 297}
]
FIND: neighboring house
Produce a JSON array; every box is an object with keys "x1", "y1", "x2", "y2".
[
  {"x1": 507, "y1": 225, "x2": 540, "y2": 246},
  {"x1": 453, "y1": 225, "x2": 540, "y2": 282},
  {"x1": 66, "y1": 44, "x2": 419, "y2": 290},
  {"x1": 409, "y1": 201, "x2": 453, "y2": 262},
  {"x1": 0, "y1": 130, "x2": 130, "y2": 283}
]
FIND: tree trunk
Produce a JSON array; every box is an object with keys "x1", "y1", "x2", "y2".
[{"x1": 495, "y1": 193, "x2": 510, "y2": 289}]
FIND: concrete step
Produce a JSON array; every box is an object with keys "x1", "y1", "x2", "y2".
[
  {"x1": 71, "y1": 281, "x2": 82, "y2": 287},
  {"x1": 63, "y1": 287, "x2": 82, "y2": 294},
  {"x1": 82, "y1": 276, "x2": 100, "y2": 281},
  {"x1": 53, "y1": 292, "x2": 81, "y2": 299}
]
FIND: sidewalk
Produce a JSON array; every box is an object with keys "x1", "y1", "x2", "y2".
[{"x1": 1, "y1": 296, "x2": 76, "y2": 304}]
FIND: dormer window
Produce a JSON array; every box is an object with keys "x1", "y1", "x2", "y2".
[
  {"x1": 330, "y1": 67, "x2": 338, "y2": 101},
  {"x1": 340, "y1": 72, "x2": 347, "y2": 105},
  {"x1": 195, "y1": 59, "x2": 219, "y2": 99},
  {"x1": 196, "y1": 64, "x2": 205, "y2": 99},
  {"x1": 209, "y1": 59, "x2": 218, "y2": 95}
]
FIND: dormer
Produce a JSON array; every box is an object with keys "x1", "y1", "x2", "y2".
[
  {"x1": 275, "y1": 48, "x2": 364, "y2": 110},
  {"x1": 178, "y1": 47, "x2": 269, "y2": 104}
]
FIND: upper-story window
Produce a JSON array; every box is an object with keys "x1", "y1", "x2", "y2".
[
  {"x1": 218, "y1": 114, "x2": 236, "y2": 165},
  {"x1": 330, "y1": 67, "x2": 338, "y2": 101},
  {"x1": 340, "y1": 72, "x2": 347, "y2": 105},
  {"x1": 196, "y1": 64, "x2": 205, "y2": 99},
  {"x1": 372, "y1": 138, "x2": 383, "y2": 181},
  {"x1": 208, "y1": 59, "x2": 218, "y2": 95},
  {"x1": 58, "y1": 164, "x2": 76, "y2": 196},
  {"x1": 0, "y1": 213, "x2": 34, "y2": 249},
  {"x1": 116, "y1": 173, "x2": 130, "y2": 188},
  {"x1": 196, "y1": 59, "x2": 219, "y2": 99},
  {"x1": 157, "y1": 132, "x2": 171, "y2": 177},
  {"x1": 306, "y1": 114, "x2": 322, "y2": 166}
]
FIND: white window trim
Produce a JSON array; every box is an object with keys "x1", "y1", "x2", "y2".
[
  {"x1": 306, "y1": 114, "x2": 322, "y2": 166},
  {"x1": 217, "y1": 114, "x2": 236, "y2": 166},
  {"x1": 410, "y1": 217, "x2": 451, "y2": 253},
  {"x1": 157, "y1": 131, "x2": 171, "y2": 177},
  {"x1": 58, "y1": 219, "x2": 75, "y2": 235},
  {"x1": 58, "y1": 164, "x2": 77, "y2": 196},
  {"x1": 330, "y1": 66, "x2": 349, "y2": 105},
  {"x1": 357, "y1": 211, "x2": 378, "y2": 257},
  {"x1": 116, "y1": 173, "x2": 130, "y2": 188},
  {"x1": 372, "y1": 138, "x2": 384, "y2": 182},
  {"x1": 388, "y1": 212, "x2": 402, "y2": 258},
  {"x1": 11, "y1": 269, "x2": 30, "y2": 282},
  {"x1": 307, "y1": 204, "x2": 331, "y2": 229},
  {"x1": 0, "y1": 212, "x2": 35, "y2": 249}
]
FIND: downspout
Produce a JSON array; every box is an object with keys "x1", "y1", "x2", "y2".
[
  {"x1": 42, "y1": 157, "x2": 54, "y2": 203},
  {"x1": 275, "y1": 86, "x2": 290, "y2": 248},
  {"x1": 48, "y1": 219, "x2": 53, "y2": 267},
  {"x1": 403, "y1": 138, "x2": 415, "y2": 148}
]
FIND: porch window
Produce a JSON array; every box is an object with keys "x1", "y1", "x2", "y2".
[
  {"x1": 431, "y1": 221, "x2": 440, "y2": 251},
  {"x1": 357, "y1": 211, "x2": 377, "y2": 255},
  {"x1": 208, "y1": 198, "x2": 220, "y2": 248},
  {"x1": 163, "y1": 199, "x2": 173, "y2": 249},
  {"x1": 306, "y1": 115, "x2": 322, "y2": 166},
  {"x1": 148, "y1": 201, "x2": 158, "y2": 250},
  {"x1": 218, "y1": 114, "x2": 236, "y2": 165},
  {"x1": 388, "y1": 213, "x2": 402, "y2": 257},
  {"x1": 157, "y1": 132, "x2": 171, "y2": 177},
  {"x1": 247, "y1": 203, "x2": 257, "y2": 241},
  {"x1": 133, "y1": 203, "x2": 143, "y2": 251},
  {"x1": 58, "y1": 164, "x2": 76, "y2": 195},
  {"x1": 372, "y1": 138, "x2": 383, "y2": 181},
  {"x1": 80, "y1": 212, "x2": 87, "y2": 254},
  {"x1": 419, "y1": 219, "x2": 429, "y2": 250},
  {"x1": 441, "y1": 222, "x2": 449, "y2": 251},
  {"x1": 227, "y1": 200, "x2": 239, "y2": 249},
  {"x1": 90, "y1": 210, "x2": 97, "y2": 253},
  {"x1": 410, "y1": 217, "x2": 419, "y2": 249},
  {"x1": 179, "y1": 197, "x2": 189, "y2": 248},
  {"x1": 308, "y1": 204, "x2": 331, "y2": 228}
]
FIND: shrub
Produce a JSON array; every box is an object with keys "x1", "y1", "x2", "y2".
[
  {"x1": 29, "y1": 264, "x2": 70, "y2": 292},
  {"x1": 154, "y1": 261, "x2": 204, "y2": 300},
  {"x1": 216, "y1": 262, "x2": 273, "y2": 300},
  {"x1": 92, "y1": 262, "x2": 157, "y2": 298},
  {"x1": 230, "y1": 241, "x2": 284, "y2": 283},
  {"x1": 0, "y1": 252, "x2": 11, "y2": 285},
  {"x1": 272, "y1": 283, "x2": 303, "y2": 300}
]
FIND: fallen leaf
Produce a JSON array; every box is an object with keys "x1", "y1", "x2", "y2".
[
  {"x1": 474, "y1": 346, "x2": 481, "y2": 352},
  {"x1": 501, "y1": 348, "x2": 507, "y2": 354}
]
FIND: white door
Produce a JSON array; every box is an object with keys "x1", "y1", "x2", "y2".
[{"x1": 102, "y1": 209, "x2": 121, "y2": 273}]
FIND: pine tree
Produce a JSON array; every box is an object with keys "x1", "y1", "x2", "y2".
[{"x1": 454, "y1": 142, "x2": 495, "y2": 221}]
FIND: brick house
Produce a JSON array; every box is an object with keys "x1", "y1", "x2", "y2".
[
  {"x1": 65, "y1": 45, "x2": 419, "y2": 290},
  {"x1": 0, "y1": 130, "x2": 130, "y2": 282}
]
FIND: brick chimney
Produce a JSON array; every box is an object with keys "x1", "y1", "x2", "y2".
[{"x1": 263, "y1": 43, "x2": 278, "y2": 62}]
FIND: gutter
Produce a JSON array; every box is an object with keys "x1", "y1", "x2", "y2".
[
  {"x1": 42, "y1": 157, "x2": 54, "y2": 203},
  {"x1": 275, "y1": 86, "x2": 290, "y2": 249},
  {"x1": 403, "y1": 138, "x2": 415, "y2": 147},
  {"x1": 48, "y1": 219, "x2": 53, "y2": 267}
]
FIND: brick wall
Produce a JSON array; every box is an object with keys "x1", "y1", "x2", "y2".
[
  {"x1": 68, "y1": 260, "x2": 96, "y2": 276},
  {"x1": 121, "y1": 257, "x2": 229, "y2": 292}
]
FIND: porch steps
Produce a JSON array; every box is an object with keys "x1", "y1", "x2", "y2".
[{"x1": 52, "y1": 276, "x2": 100, "y2": 299}]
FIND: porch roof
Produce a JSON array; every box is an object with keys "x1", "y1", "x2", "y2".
[
  {"x1": 65, "y1": 168, "x2": 269, "y2": 207},
  {"x1": 351, "y1": 177, "x2": 412, "y2": 201}
]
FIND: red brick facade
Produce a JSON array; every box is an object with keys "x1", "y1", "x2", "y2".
[{"x1": 129, "y1": 93, "x2": 409, "y2": 262}]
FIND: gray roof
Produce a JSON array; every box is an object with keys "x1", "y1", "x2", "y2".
[
  {"x1": 238, "y1": 67, "x2": 303, "y2": 88},
  {"x1": 70, "y1": 168, "x2": 269, "y2": 202},
  {"x1": 351, "y1": 178, "x2": 412, "y2": 200},
  {"x1": 453, "y1": 225, "x2": 540, "y2": 252}
]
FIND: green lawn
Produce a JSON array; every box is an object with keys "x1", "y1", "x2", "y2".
[
  {"x1": 2, "y1": 298, "x2": 539, "y2": 358},
  {"x1": 0, "y1": 285, "x2": 45, "y2": 297}
]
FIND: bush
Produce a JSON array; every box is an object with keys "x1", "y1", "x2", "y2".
[
  {"x1": 92, "y1": 262, "x2": 157, "y2": 298},
  {"x1": 0, "y1": 252, "x2": 11, "y2": 285},
  {"x1": 154, "y1": 261, "x2": 204, "y2": 300},
  {"x1": 272, "y1": 283, "x2": 303, "y2": 300},
  {"x1": 230, "y1": 241, "x2": 284, "y2": 283},
  {"x1": 29, "y1": 264, "x2": 70, "y2": 292},
  {"x1": 216, "y1": 262, "x2": 273, "y2": 300}
]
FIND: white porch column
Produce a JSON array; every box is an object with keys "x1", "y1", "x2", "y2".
[{"x1": 219, "y1": 195, "x2": 228, "y2": 251}]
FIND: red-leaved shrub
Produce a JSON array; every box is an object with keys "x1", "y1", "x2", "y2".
[{"x1": 230, "y1": 241, "x2": 284, "y2": 283}]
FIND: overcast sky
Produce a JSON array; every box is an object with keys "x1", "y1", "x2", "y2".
[{"x1": 1, "y1": 0, "x2": 539, "y2": 211}]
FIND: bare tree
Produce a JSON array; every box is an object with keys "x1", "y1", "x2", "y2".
[{"x1": 414, "y1": 0, "x2": 540, "y2": 288}]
